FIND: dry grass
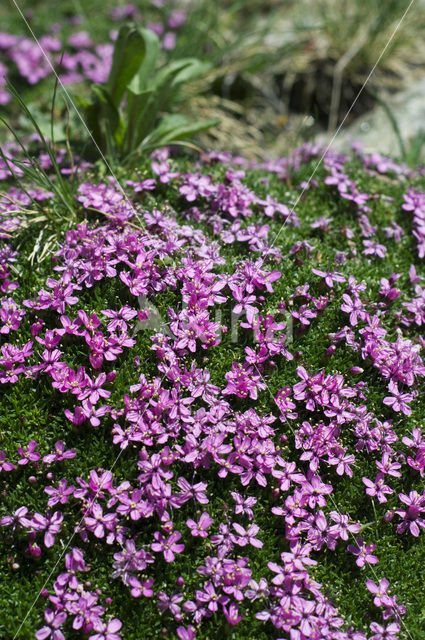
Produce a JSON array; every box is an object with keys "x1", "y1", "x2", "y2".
[{"x1": 178, "y1": 0, "x2": 425, "y2": 156}]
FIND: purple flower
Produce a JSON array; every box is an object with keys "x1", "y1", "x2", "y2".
[
  {"x1": 157, "y1": 590, "x2": 183, "y2": 618},
  {"x1": 151, "y1": 530, "x2": 184, "y2": 562},
  {"x1": 84, "y1": 503, "x2": 117, "y2": 538},
  {"x1": 0, "y1": 449, "x2": 15, "y2": 472},
  {"x1": 362, "y1": 474, "x2": 394, "y2": 503},
  {"x1": 383, "y1": 380, "x2": 415, "y2": 416},
  {"x1": 347, "y1": 537, "x2": 378, "y2": 567},
  {"x1": 43, "y1": 440, "x2": 76, "y2": 464},
  {"x1": 186, "y1": 512, "x2": 213, "y2": 537},
  {"x1": 0, "y1": 506, "x2": 32, "y2": 530},
  {"x1": 291, "y1": 304, "x2": 317, "y2": 326},
  {"x1": 223, "y1": 602, "x2": 242, "y2": 625},
  {"x1": 366, "y1": 578, "x2": 390, "y2": 607},
  {"x1": 379, "y1": 277, "x2": 401, "y2": 301},
  {"x1": 45, "y1": 479, "x2": 75, "y2": 507},
  {"x1": 222, "y1": 362, "x2": 266, "y2": 400},
  {"x1": 376, "y1": 453, "x2": 401, "y2": 477},
  {"x1": 341, "y1": 293, "x2": 364, "y2": 326},
  {"x1": 396, "y1": 490, "x2": 425, "y2": 536},
  {"x1": 363, "y1": 240, "x2": 387, "y2": 258},
  {"x1": 66, "y1": 592, "x2": 104, "y2": 631},
  {"x1": 312, "y1": 268, "x2": 345, "y2": 287},
  {"x1": 369, "y1": 622, "x2": 400, "y2": 640},
  {"x1": 152, "y1": 160, "x2": 179, "y2": 183},
  {"x1": 32, "y1": 511, "x2": 63, "y2": 548},
  {"x1": 36, "y1": 609, "x2": 67, "y2": 640},
  {"x1": 245, "y1": 578, "x2": 270, "y2": 600},
  {"x1": 231, "y1": 523, "x2": 263, "y2": 548},
  {"x1": 230, "y1": 492, "x2": 257, "y2": 520},
  {"x1": 89, "y1": 618, "x2": 122, "y2": 640},
  {"x1": 195, "y1": 581, "x2": 226, "y2": 612},
  {"x1": 17, "y1": 440, "x2": 40, "y2": 465},
  {"x1": 177, "y1": 625, "x2": 197, "y2": 639},
  {"x1": 116, "y1": 488, "x2": 153, "y2": 520},
  {"x1": 329, "y1": 511, "x2": 361, "y2": 540},
  {"x1": 129, "y1": 576, "x2": 154, "y2": 598}
]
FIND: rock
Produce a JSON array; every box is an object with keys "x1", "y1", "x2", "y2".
[{"x1": 316, "y1": 76, "x2": 425, "y2": 158}]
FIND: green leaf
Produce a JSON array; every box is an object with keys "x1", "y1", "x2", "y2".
[
  {"x1": 142, "y1": 116, "x2": 218, "y2": 148},
  {"x1": 127, "y1": 28, "x2": 160, "y2": 95},
  {"x1": 153, "y1": 58, "x2": 210, "y2": 93},
  {"x1": 125, "y1": 88, "x2": 155, "y2": 153},
  {"x1": 106, "y1": 25, "x2": 146, "y2": 106},
  {"x1": 167, "y1": 58, "x2": 211, "y2": 87},
  {"x1": 93, "y1": 85, "x2": 121, "y2": 134},
  {"x1": 85, "y1": 85, "x2": 123, "y2": 156}
]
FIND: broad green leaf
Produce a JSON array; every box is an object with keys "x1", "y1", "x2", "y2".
[
  {"x1": 124, "y1": 88, "x2": 155, "y2": 153},
  {"x1": 89, "y1": 85, "x2": 123, "y2": 155},
  {"x1": 168, "y1": 59, "x2": 211, "y2": 87},
  {"x1": 92, "y1": 85, "x2": 121, "y2": 134},
  {"x1": 106, "y1": 25, "x2": 146, "y2": 106},
  {"x1": 144, "y1": 113, "x2": 190, "y2": 139},
  {"x1": 156, "y1": 118, "x2": 218, "y2": 143},
  {"x1": 127, "y1": 28, "x2": 160, "y2": 95},
  {"x1": 142, "y1": 116, "x2": 218, "y2": 149},
  {"x1": 153, "y1": 59, "x2": 209, "y2": 92}
]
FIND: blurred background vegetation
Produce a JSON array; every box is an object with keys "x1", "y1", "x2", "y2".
[{"x1": 1, "y1": 0, "x2": 425, "y2": 160}]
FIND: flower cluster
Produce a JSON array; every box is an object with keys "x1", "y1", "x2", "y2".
[{"x1": 2, "y1": 134, "x2": 425, "y2": 640}]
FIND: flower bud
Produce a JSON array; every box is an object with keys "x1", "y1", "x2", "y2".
[
  {"x1": 27, "y1": 543, "x2": 41, "y2": 558},
  {"x1": 162, "y1": 520, "x2": 173, "y2": 533},
  {"x1": 350, "y1": 366, "x2": 363, "y2": 374},
  {"x1": 384, "y1": 509, "x2": 395, "y2": 523}
]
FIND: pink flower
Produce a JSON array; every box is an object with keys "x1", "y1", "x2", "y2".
[
  {"x1": 363, "y1": 240, "x2": 387, "y2": 258},
  {"x1": 341, "y1": 293, "x2": 364, "y2": 326},
  {"x1": 89, "y1": 618, "x2": 122, "y2": 640},
  {"x1": 362, "y1": 474, "x2": 394, "y2": 503},
  {"x1": 186, "y1": 512, "x2": 213, "y2": 537},
  {"x1": 366, "y1": 578, "x2": 390, "y2": 607},
  {"x1": 151, "y1": 531, "x2": 184, "y2": 562},
  {"x1": 383, "y1": 380, "x2": 415, "y2": 416},
  {"x1": 223, "y1": 602, "x2": 242, "y2": 625},
  {"x1": 0, "y1": 449, "x2": 15, "y2": 472},
  {"x1": 222, "y1": 362, "x2": 266, "y2": 400},
  {"x1": 17, "y1": 440, "x2": 40, "y2": 465},
  {"x1": 36, "y1": 609, "x2": 67, "y2": 640},
  {"x1": 396, "y1": 490, "x2": 425, "y2": 536},
  {"x1": 177, "y1": 626, "x2": 197, "y2": 639},
  {"x1": 369, "y1": 621, "x2": 399, "y2": 640},
  {"x1": 129, "y1": 576, "x2": 154, "y2": 598},
  {"x1": 84, "y1": 503, "x2": 116, "y2": 539},
  {"x1": 230, "y1": 492, "x2": 257, "y2": 520},
  {"x1": 312, "y1": 268, "x2": 345, "y2": 287},
  {"x1": 32, "y1": 511, "x2": 63, "y2": 548},
  {"x1": 45, "y1": 479, "x2": 75, "y2": 507},
  {"x1": 43, "y1": 440, "x2": 76, "y2": 464},
  {"x1": 347, "y1": 537, "x2": 379, "y2": 567},
  {"x1": 231, "y1": 523, "x2": 263, "y2": 548}
]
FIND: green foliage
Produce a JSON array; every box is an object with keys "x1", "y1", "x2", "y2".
[
  {"x1": 79, "y1": 25, "x2": 218, "y2": 163},
  {"x1": 0, "y1": 82, "x2": 78, "y2": 262}
]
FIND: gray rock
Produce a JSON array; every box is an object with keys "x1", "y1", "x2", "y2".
[{"x1": 316, "y1": 76, "x2": 425, "y2": 158}]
